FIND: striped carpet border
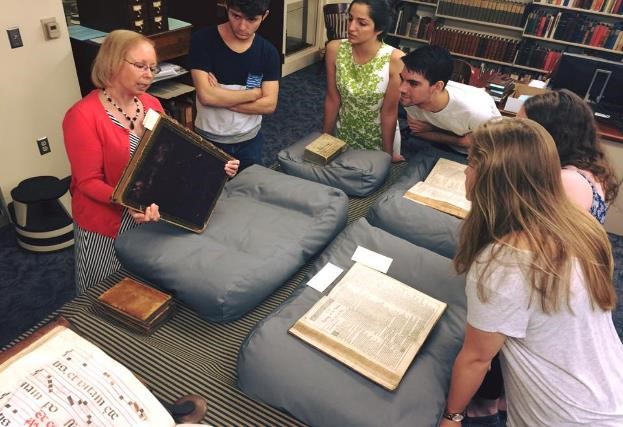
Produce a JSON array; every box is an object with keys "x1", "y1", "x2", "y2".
[{"x1": 3, "y1": 163, "x2": 408, "y2": 426}]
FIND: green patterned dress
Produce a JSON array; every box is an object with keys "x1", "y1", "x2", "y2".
[{"x1": 335, "y1": 41, "x2": 397, "y2": 151}]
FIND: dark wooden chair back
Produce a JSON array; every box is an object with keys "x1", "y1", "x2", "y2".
[
  {"x1": 451, "y1": 59, "x2": 477, "y2": 85},
  {"x1": 323, "y1": 3, "x2": 350, "y2": 41}
]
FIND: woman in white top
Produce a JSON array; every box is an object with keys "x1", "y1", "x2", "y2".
[
  {"x1": 440, "y1": 117, "x2": 623, "y2": 426},
  {"x1": 518, "y1": 89, "x2": 619, "y2": 224}
]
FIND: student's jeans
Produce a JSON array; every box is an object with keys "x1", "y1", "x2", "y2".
[{"x1": 209, "y1": 131, "x2": 265, "y2": 172}]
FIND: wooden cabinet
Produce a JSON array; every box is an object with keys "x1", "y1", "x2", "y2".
[{"x1": 69, "y1": 21, "x2": 192, "y2": 96}]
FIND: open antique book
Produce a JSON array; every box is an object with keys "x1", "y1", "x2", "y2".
[
  {"x1": 403, "y1": 158, "x2": 471, "y2": 219},
  {"x1": 0, "y1": 318, "x2": 203, "y2": 427},
  {"x1": 289, "y1": 263, "x2": 446, "y2": 391}
]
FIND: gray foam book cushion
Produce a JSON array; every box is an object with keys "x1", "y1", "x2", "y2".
[
  {"x1": 278, "y1": 132, "x2": 391, "y2": 197},
  {"x1": 367, "y1": 146, "x2": 467, "y2": 258},
  {"x1": 115, "y1": 165, "x2": 349, "y2": 322},
  {"x1": 237, "y1": 218, "x2": 466, "y2": 427}
]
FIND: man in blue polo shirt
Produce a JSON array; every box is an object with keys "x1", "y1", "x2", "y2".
[{"x1": 189, "y1": 0, "x2": 281, "y2": 170}]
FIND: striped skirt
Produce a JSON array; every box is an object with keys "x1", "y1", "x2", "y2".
[{"x1": 74, "y1": 209, "x2": 139, "y2": 295}]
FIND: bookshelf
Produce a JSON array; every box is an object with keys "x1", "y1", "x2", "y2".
[
  {"x1": 388, "y1": 32, "x2": 548, "y2": 73},
  {"x1": 387, "y1": 0, "x2": 622, "y2": 78},
  {"x1": 452, "y1": 52, "x2": 548, "y2": 72},
  {"x1": 526, "y1": 2, "x2": 623, "y2": 55},
  {"x1": 531, "y1": 1, "x2": 623, "y2": 18},
  {"x1": 435, "y1": 14, "x2": 524, "y2": 31},
  {"x1": 523, "y1": 34, "x2": 623, "y2": 54}
]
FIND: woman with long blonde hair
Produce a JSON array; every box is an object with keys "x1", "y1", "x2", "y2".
[{"x1": 440, "y1": 117, "x2": 623, "y2": 426}]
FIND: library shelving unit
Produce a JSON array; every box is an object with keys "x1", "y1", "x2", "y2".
[
  {"x1": 388, "y1": 0, "x2": 548, "y2": 76},
  {"x1": 524, "y1": 1, "x2": 623, "y2": 56},
  {"x1": 387, "y1": 0, "x2": 622, "y2": 78}
]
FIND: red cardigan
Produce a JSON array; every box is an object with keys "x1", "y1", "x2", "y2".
[{"x1": 63, "y1": 90, "x2": 163, "y2": 238}]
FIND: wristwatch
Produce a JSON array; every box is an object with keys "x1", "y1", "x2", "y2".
[{"x1": 442, "y1": 411, "x2": 465, "y2": 422}]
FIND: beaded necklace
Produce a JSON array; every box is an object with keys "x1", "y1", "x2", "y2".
[{"x1": 103, "y1": 89, "x2": 142, "y2": 130}]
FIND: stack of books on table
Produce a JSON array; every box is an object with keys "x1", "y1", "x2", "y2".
[
  {"x1": 97, "y1": 277, "x2": 175, "y2": 334},
  {"x1": 487, "y1": 80, "x2": 515, "y2": 106}
]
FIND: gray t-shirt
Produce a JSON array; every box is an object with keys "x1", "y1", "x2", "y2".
[{"x1": 467, "y1": 245, "x2": 623, "y2": 426}]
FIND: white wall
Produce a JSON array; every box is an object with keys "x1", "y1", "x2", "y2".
[{"x1": 0, "y1": 0, "x2": 81, "y2": 206}]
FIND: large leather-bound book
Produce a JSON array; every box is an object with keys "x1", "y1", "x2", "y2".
[
  {"x1": 97, "y1": 277, "x2": 175, "y2": 334},
  {"x1": 112, "y1": 110, "x2": 234, "y2": 233},
  {"x1": 403, "y1": 158, "x2": 471, "y2": 219},
  {"x1": 289, "y1": 263, "x2": 446, "y2": 391}
]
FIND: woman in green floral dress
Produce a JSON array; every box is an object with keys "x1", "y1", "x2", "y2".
[{"x1": 323, "y1": 0, "x2": 405, "y2": 162}]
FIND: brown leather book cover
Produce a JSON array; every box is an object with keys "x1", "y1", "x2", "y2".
[{"x1": 98, "y1": 277, "x2": 172, "y2": 323}]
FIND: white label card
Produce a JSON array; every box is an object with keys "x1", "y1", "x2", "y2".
[
  {"x1": 143, "y1": 108, "x2": 160, "y2": 130},
  {"x1": 307, "y1": 262, "x2": 344, "y2": 293},
  {"x1": 351, "y1": 246, "x2": 393, "y2": 273}
]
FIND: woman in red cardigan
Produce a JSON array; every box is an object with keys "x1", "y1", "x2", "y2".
[{"x1": 63, "y1": 30, "x2": 239, "y2": 294}]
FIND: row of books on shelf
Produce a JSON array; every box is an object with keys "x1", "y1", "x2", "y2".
[
  {"x1": 436, "y1": 0, "x2": 526, "y2": 27},
  {"x1": 393, "y1": 9, "x2": 440, "y2": 40},
  {"x1": 426, "y1": 27, "x2": 563, "y2": 71},
  {"x1": 534, "y1": 0, "x2": 623, "y2": 15},
  {"x1": 514, "y1": 43, "x2": 562, "y2": 71},
  {"x1": 430, "y1": 28, "x2": 521, "y2": 63},
  {"x1": 525, "y1": 10, "x2": 623, "y2": 50}
]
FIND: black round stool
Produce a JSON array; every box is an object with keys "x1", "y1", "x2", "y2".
[{"x1": 8, "y1": 176, "x2": 74, "y2": 252}]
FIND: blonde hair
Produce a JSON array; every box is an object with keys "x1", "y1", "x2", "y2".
[
  {"x1": 454, "y1": 117, "x2": 615, "y2": 313},
  {"x1": 90, "y1": 30, "x2": 155, "y2": 89}
]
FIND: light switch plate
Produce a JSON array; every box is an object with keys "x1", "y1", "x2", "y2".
[{"x1": 6, "y1": 27, "x2": 23, "y2": 49}]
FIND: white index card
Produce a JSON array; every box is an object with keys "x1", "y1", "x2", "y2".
[
  {"x1": 307, "y1": 262, "x2": 344, "y2": 293},
  {"x1": 351, "y1": 246, "x2": 393, "y2": 273}
]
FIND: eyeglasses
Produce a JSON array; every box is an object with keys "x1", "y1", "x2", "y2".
[{"x1": 124, "y1": 59, "x2": 161, "y2": 75}]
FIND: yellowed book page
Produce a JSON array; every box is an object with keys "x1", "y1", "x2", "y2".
[
  {"x1": 423, "y1": 158, "x2": 468, "y2": 194},
  {"x1": 404, "y1": 181, "x2": 470, "y2": 218},
  {"x1": 290, "y1": 263, "x2": 446, "y2": 390},
  {"x1": 404, "y1": 158, "x2": 471, "y2": 218},
  {"x1": 0, "y1": 326, "x2": 174, "y2": 427}
]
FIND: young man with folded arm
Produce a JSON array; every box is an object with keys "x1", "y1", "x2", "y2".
[{"x1": 189, "y1": 0, "x2": 280, "y2": 171}]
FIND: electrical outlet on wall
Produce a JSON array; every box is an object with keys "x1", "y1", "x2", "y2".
[
  {"x1": 40, "y1": 17, "x2": 61, "y2": 40},
  {"x1": 37, "y1": 137, "x2": 51, "y2": 155}
]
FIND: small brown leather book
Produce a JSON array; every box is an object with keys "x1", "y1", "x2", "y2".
[{"x1": 98, "y1": 277, "x2": 173, "y2": 328}]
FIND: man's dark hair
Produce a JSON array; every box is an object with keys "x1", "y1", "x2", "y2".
[
  {"x1": 402, "y1": 45, "x2": 453, "y2": 86},
  {"x1": 349, "y1": 0, "x2": 393, "y2": 40},
  {"x1": 226, "y1": 0, "x2": 270, "y2": 17}
]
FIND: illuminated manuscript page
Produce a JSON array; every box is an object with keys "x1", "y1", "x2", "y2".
[{"x1": 0, "y1": 326, "x2": 174, "y2": 427}]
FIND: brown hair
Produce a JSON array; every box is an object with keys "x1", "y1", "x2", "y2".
[
  {"x1": 522, "y1": 89, "x2": 620, "y2": 204},
  {"x1": 454, "y1": 117, "x2": 616, "y2": 313},
  {"x1": 91, "y1": 30, "x2": 155, "y2": 89}
]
